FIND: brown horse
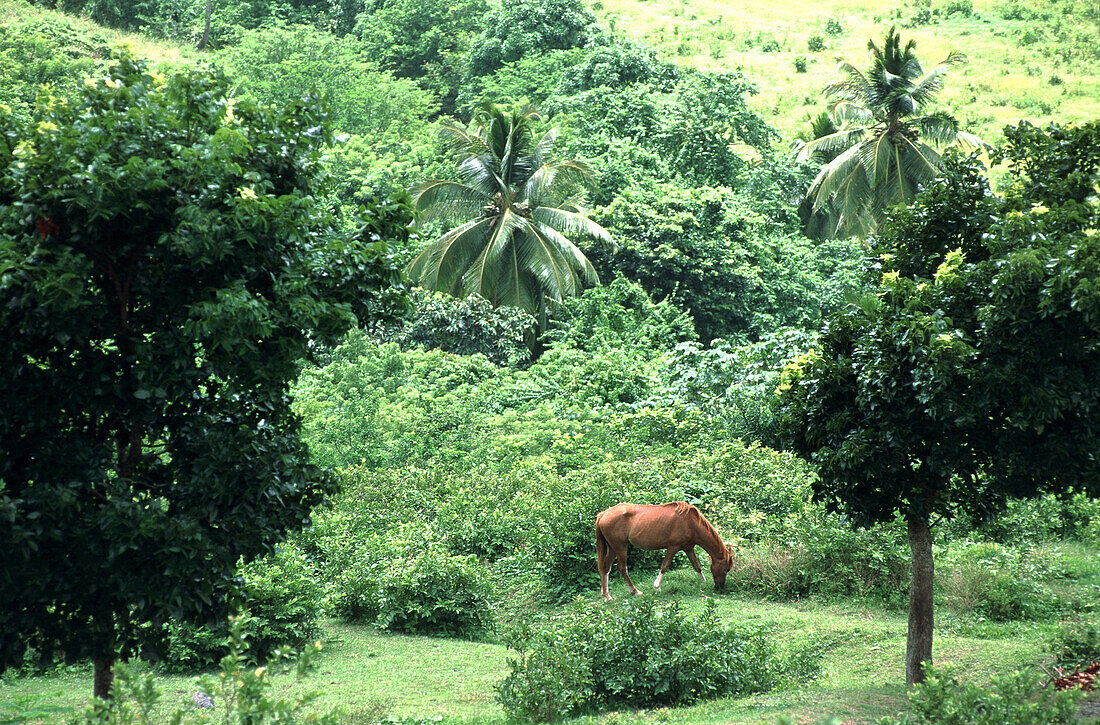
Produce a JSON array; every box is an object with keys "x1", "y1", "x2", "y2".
[{"x1": 595, "y1": 501, "x2": 733, "y2": 602}]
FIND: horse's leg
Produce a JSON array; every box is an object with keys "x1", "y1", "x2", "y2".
[
  {"x1": 614, "y1": 544, "x2": 641, "y2": 596},
  {"x1": 686, "y1": 547, "x2": 706, "y2": 583},
  {"x1": 654, "y1": 547, "x2": 679, "y2": 591},
  {"x1": 597, "y1": 529, "x2": 614, "y2": 602}
]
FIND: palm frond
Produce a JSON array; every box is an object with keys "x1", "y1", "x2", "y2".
[
  {"x1": 879, "y1": 136, "x2": 941, "y2": 212},
  {"x1": 439, "y1": 121, "x2": 490, "y2": 160},
  {"x1": 808, "y1": 143, "x2": 866, "y2": 209},
  {"x1": 453, "y1": 155, "x2": 507, "y2": 195},
  {"x1": 412, "y1": 180, "x2": 489, "y2": 222},
  {"x1": 523, "y1": 221, "x2": 598, "y2": 300},
  {"x1": 953, "y1": 130, "x2": 990, "y2": 152},
  {"x1": 532, "y1": 206, "x2": 614, "y2": 250},
  {"x1": 462, "y1": 208, "x2": 526, "y2": 299},
  {"x1": 831, "y1": 101, "x2": 876, "y2": 126},
  {"x1": 523, "y1": 160, "x2": 595, "y2": 206},
  {"x1": 911, "y1": 53, "x2": 965, "y2": 106},
  {"x1": 824, "y1": 61, "x2": 872, "y2": 104},
  {"x1": 915, "y1": 112, "x2": 960, "y2": 147},
  {"x1": 407, "y1": 217, "x2": 493, "y2": 294},
  {"x1": 512, "y1": 223, "x2": 574, "y2": 301},
  {"x1": 796, "y1": 127, "x2": 869, "y2": 163}
]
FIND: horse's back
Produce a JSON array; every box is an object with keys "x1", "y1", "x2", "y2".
[{"x1": 596, "y1": 501, "x2": 699, "y2": 550}]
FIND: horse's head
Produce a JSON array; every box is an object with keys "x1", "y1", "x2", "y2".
[{"x1": 711, "y1": 545, "x2": 734, "y2": 591}]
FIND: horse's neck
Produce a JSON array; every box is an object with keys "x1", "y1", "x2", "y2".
[{"x1": 693, "y1": 518, "x2": 727, "y2": 560}]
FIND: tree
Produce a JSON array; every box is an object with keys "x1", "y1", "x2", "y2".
[
  {"x1": 0, "y1": 51, "x2": 408, "y2": 699},
  {"x1": 777, "y1": 125, "x2": 1100, "y2": 685},
  {"x1": 407, "y1": 104, "x2": 612, "y2": 338},
  {"x1": 220, "y1": 25, "x2": 440, "y2": 137},
  {"x1": 795, "y1": 27, "x2": 985, "y2": 238},
  {"x1": 466, "y1": 0, "x2": 598, "y2": 78},
  {"x1": 352, "y1": 0, "x2": 488, "y2": 112}
]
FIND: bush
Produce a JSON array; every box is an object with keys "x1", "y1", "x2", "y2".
[
  {"x1": 163, "y1": 546, "x2": 323, "y2": 673},
  {"x1": 725, "y1": 513, "x2": 910, "y2": 605},
  {"x1": 880, "y1": 666, "x2": 1081, "y2": 724},
  {"x1": 497, "y1": 598, "x2": 819, "y2": 720},
  {"x1": 373, "y1": 290, "x2": 534, "y2": 367},
  {"x1": 329, "y1": 530, "x2": 494, "y2": 638},
  {"x1": 938, "y1": 541, "x2": 1056, "y2": 621},
  {"x1": 1049, "y1": 618, "x2": 1100, "y2": 667},
  {"x1": 75, "y1": 617, "x2": 337, "y2": 724},
  {"x1": 528, "y1": 459, "x2": 672, "y2": 601},
  {"x1": 807, "y1": 34, "x2": 826, "y2": 52}
]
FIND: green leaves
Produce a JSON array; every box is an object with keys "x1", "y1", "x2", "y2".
[
  {"x1": 796, "y1": 27, "x2": 986, "y2": 238},
  {"x1": 778, "y1": 125, "x2": 1100, "y2": 527},
  {"x1": 408, "y1": 104, "x2": 610, "y2": 336},
  {"x1": 0, "y1": 49, "x2": 406, "y2": 686}
]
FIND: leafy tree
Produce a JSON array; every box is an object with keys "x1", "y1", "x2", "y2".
[
  {"x1": 373, "y1": 290, "x2": 535, "y2": 367},
  {"x1": 352, "y1": 0, "x2": 488, "y2": 112},
  {"x1": 549, "y1": 70, "x2": 774, "y2": 190},
  {"x1": 408, "y1": 104, "x2": 612, "y2": 338},
  {"x1": 777, "y1": 126, "x2": 1100, "y2": 684},
  {"x1": 220, "y1": 24, "x2": 438, "y2": 138},
  {"x1": 0, "y1": 51, "x2": 407, "y2": 699},
  {"x1": 795, "y1": 27, "x2": 985, "y2": 238},
  {"x1": 589, "y1": 179, "x2": 860, "y2": 342},
  {"x1": 467, "y1": 0, "x2": 598, "y2": 78},
  {"x1": 653, "y1": 71, "x2": 777, "y2": 186}
]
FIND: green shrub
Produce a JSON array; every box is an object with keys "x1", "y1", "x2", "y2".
[
  {"x1": 938, "y1": 541, "x2": 1056, "y2": 621},
  {"x1": 163, "y1": 546, "x2": 323, "y2": 673},
  {"x1": 75, "y1": 617, "x2": 337, "y2": 724},
  {"x1": 1049, "y1": 618, "x2": 1100, "y2": 666},
  {"x1": 823, "y1": 17, "x2": 844, "y2": 36},
  {"x1": 497, "y1": 598, "x2": 819, "y2": 720},
  {"x1": 726, "y1": 513, "x2": 909, "y2": 605},
  {"x1": 329, "y1": 531, "x2": 493, "y2": 638},
  {"x1": 807, "y1": 34, "x2": 826, "y2": 52},
  {"x1": 880, "y1": 666, "x2": 1081, "y2": 724},
  {"x1": 528, "y1": 459, "x2": 671, "y2": 601}
]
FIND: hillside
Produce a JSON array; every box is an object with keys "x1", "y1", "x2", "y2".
[
  {"x1": 597, "y1": 0, "x2": 1099, "y2": 141},
  {"x1": 4, "y1": 0, "x2": 1097, "y2": 145}
]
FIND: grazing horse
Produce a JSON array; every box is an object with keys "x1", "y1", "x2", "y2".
[{"x1": 595, "y1": 501, "x2": 733, "y2": 602}]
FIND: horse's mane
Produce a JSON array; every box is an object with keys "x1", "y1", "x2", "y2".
[{"x1": 680, "y1": 502, "x2": 727, "y2": 553}]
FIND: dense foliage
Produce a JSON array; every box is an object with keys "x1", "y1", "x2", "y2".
[
  {"x1": 0, "y1": 50, "x2": 406, "y2": 696},
  {"x1": 777, "y1": 124, "x2": 1100, "y2": 683},
  {"x1": 5, "y1": 0, "x2": 1100, "y2": 719},
  {"x1": 498, "y1": 598, "x2": 820, "y2": 720}
]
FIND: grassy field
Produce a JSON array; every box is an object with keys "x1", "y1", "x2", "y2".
[
  {"x1": 595, "y1": 0, "x2": 1100, "y2": 141},
  {"x1": 3, "y1": 563, "x2": 1096, "y2": 724}
]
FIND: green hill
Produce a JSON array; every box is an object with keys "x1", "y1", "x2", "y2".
[
  {"x1": 4, "y1": 0, "x2": 1097, "y2": 144},
  {"x1": 596, "y1": 0, "x2": 1100, "y2": 140}
]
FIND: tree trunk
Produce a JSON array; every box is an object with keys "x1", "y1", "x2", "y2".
[
  {"x1": 906, "y1": 514, "x2": 934, "y2": 686},
  {"x1": 93, "y1": 656, "x2": 114, "y2": 700},
  {"x1": 197, "y1": 0, "x2": 212, "y2": 51}
]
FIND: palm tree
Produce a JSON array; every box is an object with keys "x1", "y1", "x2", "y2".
[
  {"x1": 408, "y1": 104, "x2": 612, "y2": 337},
  {"x1": 795, "y1": 27, "x2": 986, "y2": 238}
]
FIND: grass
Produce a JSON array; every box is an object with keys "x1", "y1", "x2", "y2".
[
  {"x1": 594, "y1": 0, "x2": 1100, "y2": 141},
  {"x1": 2, "y1": 563, "x2": 1092, "y2": 724}
]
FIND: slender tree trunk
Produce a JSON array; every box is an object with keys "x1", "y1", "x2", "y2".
[
  {"x1": 93, "y1": 656, "x2": 114, "y2": 700},
  {"x1": 197, "y1": 0, "x2": 212, "y2": 51},
  {"x1": 906, "y1": 514, "x2": 934, "y2": 686}
]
